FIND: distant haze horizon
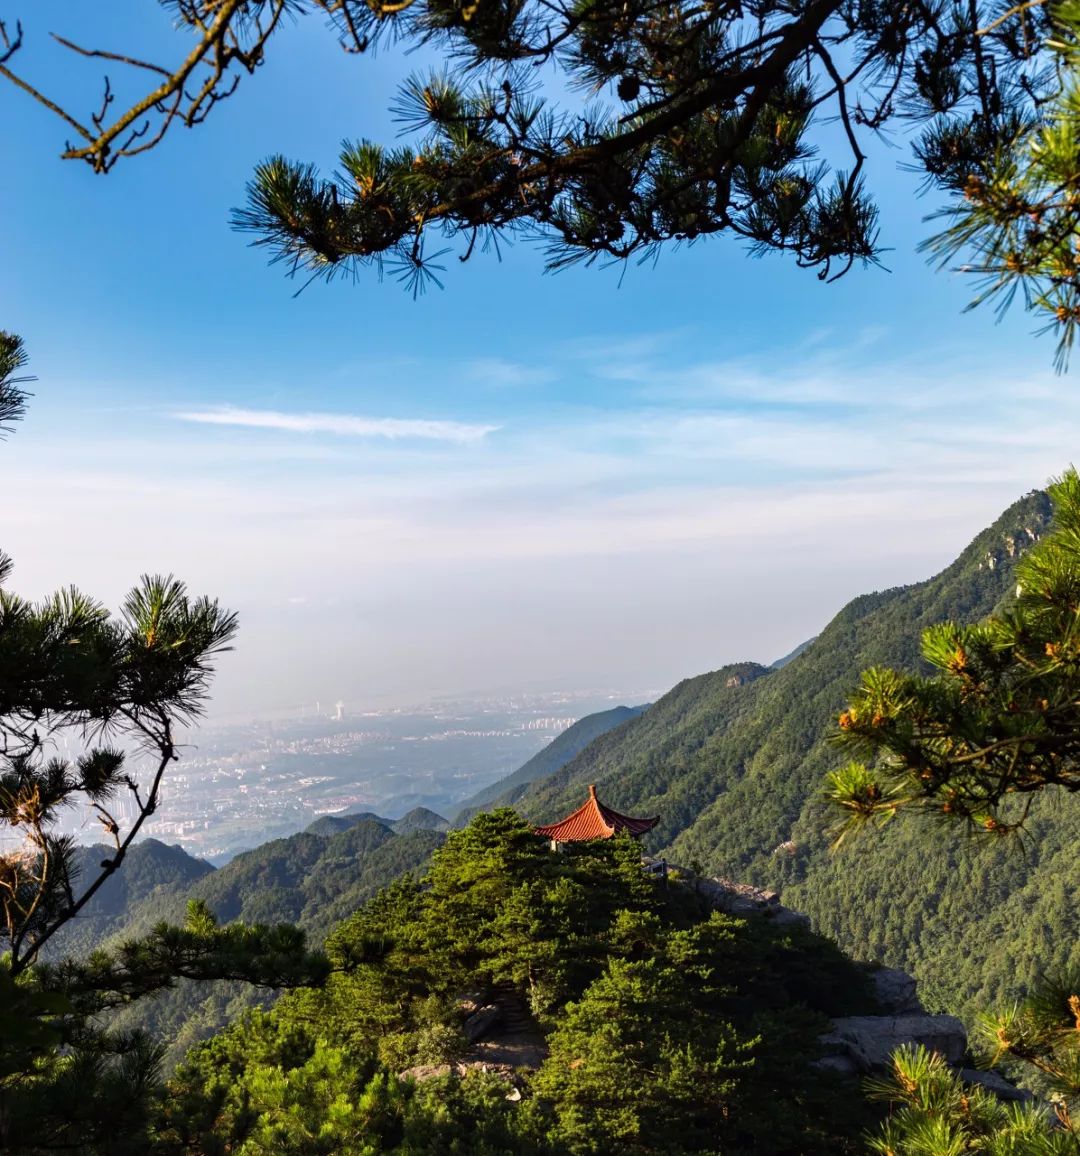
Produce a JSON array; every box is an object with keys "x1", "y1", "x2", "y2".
[
  {"x1": 185, "y1": 484, "x2": 1037, "y2": 722},
  {"x1": 196, "y1": 681, "x2": 665, "y2": 730}
]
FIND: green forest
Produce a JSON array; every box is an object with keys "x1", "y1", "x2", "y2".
[{"x1": 131, "y1": 814, "x2": 883, "y2": 1154}]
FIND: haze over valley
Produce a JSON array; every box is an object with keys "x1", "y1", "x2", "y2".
[{"x1": 54, "y1": 688, "x2": 654, "y2": 859}]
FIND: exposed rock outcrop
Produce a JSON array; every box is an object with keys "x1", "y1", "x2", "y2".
[
  {"x1": 690, "y1": 880, "x2": 1022, "y2": 1101},
  {"x1": 819, "y1": 1014, "x2": 967, "y2": 1074},
  {"x1": 458, "y1": 983, "x2": 548, "y2": 1070},
  {"x1": 870, "y1": 966, "x2": 923, "y2": 1015},
  {"x1": 463, "y1": 1004, "x2": 503, "y2": 1042},
  {"x1": 673, "y1": 866, "x2": 811, "y2": 928},
  {"x1": 818, "y1": 966, "x2": 1028, "y2": 1104},
  {"x1": 959, "y1": 1068, "x2": 1032, "y2": 1102}
]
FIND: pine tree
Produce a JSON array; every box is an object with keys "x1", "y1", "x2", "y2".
[
  {"x1": 0, "y1": 331, "x2": 31, "y2": 434},
  {"x1": 865, "y1": 1043, "x2": 1073, "y2": 1155},
  {"x1": 4, "y1": 2, "x2": 1080, "y2": 356},
  {"x1": 923, "y1": 2, "x2": 1080, "y2": 370},
  {"x1": 0, "y1": 335, "x2": 328, "y2": 1154},
  {"x1": 825, "y1": 467, "x2": 1080, "y2": 843}
]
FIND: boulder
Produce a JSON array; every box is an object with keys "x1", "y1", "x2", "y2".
[
  {"x1": 761, "y1": 904, "x2": 812, "y2": 930},
  {"x1": 458, "y1": 990, "x2": 488, "y2": 1016},
  {"x1": 399, "y1": 1059, "x2": 519, "y2": 1083},
  {"x1": 812, "y1": 1054, "x2": 859, "y2": 1077},
  {"x1": 820, "y1": 1014, "x2": 967, "y2": 1073},
  {"x1": 871, "y1": 967, "x2": 923, "y2": 1015},
  {"x1": 463, "y1": 1004, "x2": 503, "y2": 1042},
  {"x1": 399, "y1": 1063, "x2": 453, "y2": 1082}
]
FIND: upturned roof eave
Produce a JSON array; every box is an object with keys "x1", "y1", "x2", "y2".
[{"x1": 533, "y1": 787, "x2": 659, "y2": 841}]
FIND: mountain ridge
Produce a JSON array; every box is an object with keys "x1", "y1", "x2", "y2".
[
  {"x1": 517, "y1": 489, "x2": 1052, "y2": 872},
  {"x1": 504, "y1": 490, "x2": 1071, "y2": 1020},
  {"x1": 453, "y1": 703, "x2": 648, "y2": 820}
]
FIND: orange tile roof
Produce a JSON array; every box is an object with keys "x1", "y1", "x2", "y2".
[{"x1": 534, "y1": 784, "x2": 659, "y2": 842}]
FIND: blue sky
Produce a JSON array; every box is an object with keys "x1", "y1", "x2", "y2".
[{"x1": 3, "y1": 3, "x2": 1078, "y2": 717}]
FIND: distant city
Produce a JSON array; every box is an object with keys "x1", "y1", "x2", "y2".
[{"x1": 54, "y1": 688, "x2": 654, "y2": 861}]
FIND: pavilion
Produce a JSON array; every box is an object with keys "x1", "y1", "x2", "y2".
[{"x1": 533, "y1": 784, "x2": 659, "y2": 845}]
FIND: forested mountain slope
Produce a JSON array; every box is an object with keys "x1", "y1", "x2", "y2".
[
  {"x1": 305, "y1": 811, "x2": 393, "y2": 836},
  {"x1": 454, "y1": 704, "x2": 647, "y2": 819},
  {"x1": 113, "y1": 820, "x2": 443, "y2": 947},
  {"x1": 516, "y1": 490, "x2": 1071, "y2": 1019},
  {"x1": 94, "y1": 819, "x2": 445, "y2": 1067},
  {"x1": 308, "y1": 806, "x2": 450, "y2": 838},
  {"x1": 50, "y1": 840, "x2": 214, "y2": 958},
  {"x1": 391, "y1": 806, "x2": 452, "y2": 834},
  {"x1": 771, "y1": 636, "x2": 818, "y2": 668}
]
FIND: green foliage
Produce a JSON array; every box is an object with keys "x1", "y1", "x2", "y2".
[
  {"x1": 158, "y1": 1013, "x2": 541, "y2": 1156},
  {"x1": 0, "y1": 901, "x2": 328, "y2": 1154},
  {"x1": 290, "y1": 810, "x2": 665, "y2": 1052},
  {"x1": 828, "y1": 469, "x2": 1080, "y2": 842},
  {"x1": 45, "y1": 840, "x2": 215, "y2": 959},
  {"x1": 8, "y1": 2, "x2": 1080, "y2": 354},
  {"x1": 923, "y1": 4, "x2": 1080, "y2": 368},
  {"x1": 530, "y1": 915, "x2": 871, "y2": 1155},
  {"x1": 0, "y1": 329, "x2": 31, "y2": 435},
  {"x1": 218, "y1": 1, "x2": 1064, "y2": 312},
  {"x1": 864, "y1": 1044, "x2": 1072, "y2": 1155},
  {"x1": 530, "y1": 955, "x2": 753, "y2": 1154},
  {"x1": 389, "y1": 807, "x2": 451, "y2": 836},
  {"x1": 0, "y1": 565, "x2": 238, "y2": 974},
  {"x1": 83, "y1": 823, "x2": 444, "y2": 1070},
  {"x1": 161, "y1": 809, "x2": 876, "y2": 1154}
]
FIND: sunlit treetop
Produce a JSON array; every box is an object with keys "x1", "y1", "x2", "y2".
[{"x1": 4, "y1": 2, "x2": 1080, "y2": 360}]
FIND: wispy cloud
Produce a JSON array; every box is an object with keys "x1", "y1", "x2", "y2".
[
  {"x1": 466, "y1": 358, "x2": 554, "y2": 388},
  {"x1": 173, "y1": 406, "x2": 499, "y2": 443}
]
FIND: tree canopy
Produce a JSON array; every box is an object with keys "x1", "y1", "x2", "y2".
[
  {"x1": 4, "y1": 1, "x2": 1080, "y2": 356},
  {"x1": 155, "y1": 809, "x2": 877, "y2": 1155}
]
